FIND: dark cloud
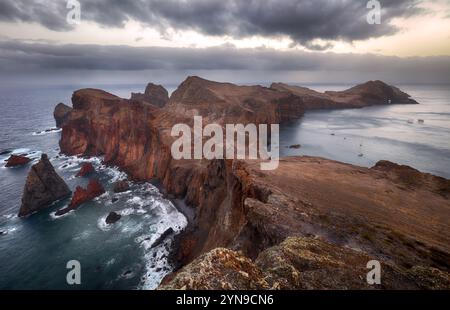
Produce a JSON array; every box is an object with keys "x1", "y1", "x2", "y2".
[
  {"x1": 0, "y1": 39, "x2": 449, "y2": 85},
  {"x1": 0, "y1": 0, "x2": 425, "y2": 49}
]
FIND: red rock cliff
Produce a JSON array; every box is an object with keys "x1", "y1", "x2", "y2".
[{"x1": 57, "y1": 77, "x2": 450, "y2": 288}]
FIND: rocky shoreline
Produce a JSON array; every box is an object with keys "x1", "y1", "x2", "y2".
[{"x1": 50, "y1": 76, "x2": 449, "y2": 289}]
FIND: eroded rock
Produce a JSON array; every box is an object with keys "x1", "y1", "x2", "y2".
[
  {"x1": 105, "y1": 211, "x2": 121, "y2": 224},
  {"x1": 19, "y1": 154, "x2": 71, "y2": 217},
  {"x1": 55, "y1": 179, "x2": 105, "y2": 216},
  {"x1": 54, "y1": 103, "x2": 73, "y2": 128},
  {"x1": 131, "y1": 83, "x2": 169, "y2": 107},
  {"x1": 76, "y1": 162, "x2": 95, "y2": 177},
  {"x1": 5, "y1": 155, "x2": 31, "y2": 167}
]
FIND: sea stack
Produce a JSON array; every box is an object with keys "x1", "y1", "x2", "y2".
[
  {"x1": 19, "y1": 154, "x2": 71, "y2": 217},
  {"x1": 55, "y1": 179, "x2": 105, "y2": 216}
]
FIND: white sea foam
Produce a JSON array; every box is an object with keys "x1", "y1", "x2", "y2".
[
  {"x1": 32, "y1": 128, "x2": 62, "y2": 136},
  {"x1": 97, "y1": 215, "x2": 112, "y2": 231},
  {"x1": 119, "y1": 207, "x2": 135, "y2": 217}
]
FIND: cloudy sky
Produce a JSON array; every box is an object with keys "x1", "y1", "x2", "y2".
[{"x1": 0, "y1": 0, "x2": 449, "y2": 85}]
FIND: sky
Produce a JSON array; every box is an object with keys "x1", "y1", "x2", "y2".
[{"x1": 0, "y1": 0, "x2": 449, "y2": 86}]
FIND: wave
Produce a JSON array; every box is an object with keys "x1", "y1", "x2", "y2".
[{"x1": 32, "y1": 128, "x2": 62, "y2": 136}]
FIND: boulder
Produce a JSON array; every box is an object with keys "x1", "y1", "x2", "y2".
[
  {"x1": 113, "y1": 180, "x2": 129, "y2": 193},
  {"x1": 151, "y1": 227, "x2": 174, "y2": 249},
  {"x1": 5, "y1": 155, "x2": 31, "y2": 167},
  {"x1": 159, "y1": 248, "x2": 269, "y2": 290},
  {"x1": 76, "y1": 162, "x2": 95, "y2": 177},
  {"x1": 54, "y1": 103, "x2": 73, "y2": 128},
  {"x1": 19, "y1": 154, "x2": 71, "y2": 217},
  {"x1": 105, "y1": 211, "x2": 121, "y2": 224},
  {"x1": 55, "y1": 179, "x2": 105, "y2": 216}
]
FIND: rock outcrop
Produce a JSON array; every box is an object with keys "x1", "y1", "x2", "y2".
[
  {"x1": 161, "y1": 237, "x2": 450, "y2": 290},
  {"x1": 167, "y1": 76, "x2": 305, "y2": 124},
  {"x1": 5, "y1": 155, "x2": 31, "y2": 167},
  {"x1": 54, "y1": 103, "x2": 73, "y2": 128},
  {"x1": 76, "y1": 162, "x2": 95, "y2": 177},
  {"x1": 131, "y1": 83, "x2": 169, "y2": 107},
  {"x1": 19, "y1": 154, "x2": 71, "y2": 217},
  {"x1": 271, "y1": 80, "x2": 418, "y2": 109},
  {"x1": 105, "y1": 211, "x2": 121, "y2": 224},
  {"x1": 113, "y1": 180, "x2": 129, "y2": 193},
  {"x1": 55, "y1": 179, "x2": 105, "y2": 216}
]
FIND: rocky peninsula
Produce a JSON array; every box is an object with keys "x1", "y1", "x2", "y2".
[{"x1": 53, "y1": 77, "x2": 450, "y2": 289}]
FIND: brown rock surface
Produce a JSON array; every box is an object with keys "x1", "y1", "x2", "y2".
[
  {"x1": 161, "y1": 237, "x2": 450, "y2": 290},
  {"x1": 19, "y1": 154, "x2": 71, "y2": 217},
  {"x1": 167, "y1": 76, "x2": 305, "y2": 123},
  {"x1": 105, "y1": 211, "x2": 121, "y2": 224},
  {"x1": 159, "y1": 248, "x2": 270, "y2": 290},
  {"x1": 55, "y1": 179, "x2": 105, "y2": 216},
  {"x1": 76, "y1": 162, "x2": 95, "y2": 177},
  {"x1": 5, "y1": 155, "x2": 31, "y2": 167},
  {"x1": 54, "y1": 103, "x2": 73, "y2": 128},
  {"x1": 113, "y1": 180, "x2": 129, "y2": 193},
  {"x1": 271, "y1": 80, "x2": 418, "y2": 109},
  {"x1": 131, "y1": 83, "x2": 169, "y2": 107}
]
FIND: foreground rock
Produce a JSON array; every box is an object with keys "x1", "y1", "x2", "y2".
[
  {"x1": 271, "y1": 80, "x2": 418, "y2": 109},
  {"x1": 131, "y1": 83, "x2": 169, "y2": 107},
  {"x1": 55, "y1": 179, "x2": 105, "y2": 216},
  {"x1": 19, "y1": 154, "x2": 71, "y2": 217},
  {"x1": 54, "y1": 103, "x2": 73, "y2": 128},
  {"x1": 105, "y1": 211, "x2": 121, "y2": 224},
  {"x1": 161, "y1": 237, "x2": 449, "y2": 290},
  {"x1": 160, "y1": 248, "x2": 269, "y2": 290},
  {"x1": 113, "y1": 180, "x2": 129, "y2": 193},
  {"x1": 5, "y1": 155, "x2": 31, "y2": 167},
  {"x1": 76, "y1": 162, "x2": 95, "y2": 177}
]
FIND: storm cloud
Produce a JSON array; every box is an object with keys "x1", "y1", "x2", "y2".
[
  {"x1": 0, "y1": 39, "x2": 449, "y2": 85},
  {"x1": 0, "y1": 0, "x2": 425, "y2": 48}
]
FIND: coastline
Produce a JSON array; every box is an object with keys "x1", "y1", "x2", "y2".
[{"x1": 4, "y1": 77, "x2": 448, "y2": 289}]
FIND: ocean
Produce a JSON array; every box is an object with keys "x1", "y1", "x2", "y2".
[{"x1": 0, "y1": 83, "x2": 449, "y2": 289}]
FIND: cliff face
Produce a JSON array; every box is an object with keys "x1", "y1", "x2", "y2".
[
  {"x1": 57, "y1": 76, "x2": 450, "y2": 288},
  {"x1": 271, "y1": 80, "x2": 418, "y2": 109}
]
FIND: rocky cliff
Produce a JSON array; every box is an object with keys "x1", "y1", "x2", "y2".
[
  {"x1": 271, "y1": 80, "x2": 418, "y2": 109},
  {"x1": 19, "y1": 154, "x2": 71, "y2": 217},
  {"x1": 56, "y1": 76, "x2": 450, "y2": 289}
]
